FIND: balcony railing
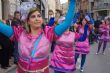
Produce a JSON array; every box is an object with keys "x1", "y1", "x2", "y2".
[{"x1": 93, "y1": 3, "x2": 110, "y2": 10}]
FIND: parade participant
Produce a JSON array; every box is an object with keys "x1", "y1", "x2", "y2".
[
  {"x1": 75, "y1": 14, "x2": 94, "y2": 72},
  {"x1": 96, "y1": 17, "x2": 110, "y2": 55},
  {"x1": 49, "y1": 12, "x2": 93, "y2": 73},
  {"x1": 0, "y1": 0, "x2": 76, "y2": 73},
  {"x1": 48, "y1": 9, "x2": 65, "y2": 53}
]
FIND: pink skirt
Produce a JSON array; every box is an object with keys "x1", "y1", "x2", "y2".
[
  {"x1": 50, "y1": 46, "x2": 76, "y2": 72},
  {"x1": 17, "y1": 57, "x2": 49, "y2": 73}
]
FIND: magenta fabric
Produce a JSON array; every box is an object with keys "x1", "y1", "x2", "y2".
[
  {"x1": 12, "y1": 26, "x2": 58, "y2": 73},
  {"x1": 50, "y1": 31, "x2": 80, "y2": 72}
]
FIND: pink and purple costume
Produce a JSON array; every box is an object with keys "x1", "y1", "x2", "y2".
[
  {"x1": 0, "y1": 1, "x2": 83, "y2": 73},
  {"x1": 13, "y1": 26, "x2": 57, "y2": 73},
  {"x1": 99, "y1": 24, "x2": 110, "y2": 42},
  {"x1": 50, "y1": 31, "x2": 80, "y2": 72},
  {"x1": 75, "y1": 25, "x2": 90, "y2": 54}
]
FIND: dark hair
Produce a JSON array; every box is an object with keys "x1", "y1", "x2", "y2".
[
  {"x1": 78, "y1": 14, "x2": 85, "y2": 24},
  {"x1": 49, "y1": 9, "x2": 53, "y2": 13},
  {"x1": 14, "y1": 11, "x2": 20, "y2": 16},
  {"x1": 56, "y1": 9, "x2": 62, "y2": 16}
]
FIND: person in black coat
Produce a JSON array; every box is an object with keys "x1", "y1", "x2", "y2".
[
  {"x1": 11, "y1": 11, "x2": 22, "y2": 64},
  {"x1": 0, "y1": 32, "x2": 12, "y2": 69},
  {"x1": 11, "y1": 11, "x2": 22, "y2": 26}
]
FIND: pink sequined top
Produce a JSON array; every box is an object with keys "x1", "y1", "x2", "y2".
[{"x1": 12, "y1": 26, "x2": 58, "y2": 59}]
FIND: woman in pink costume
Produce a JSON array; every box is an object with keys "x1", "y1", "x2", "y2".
[
  {"x1": 75, "y1": 14, "x2": 94, "y2": 72},
  {"x1": 0, "y1": 0, "x2": 77, "y2": 73},
  {"x1": 96, "y1": 17, "x2": 110, "y2": 55},
  {"x1": 50, "y1": 12, "x2": 93, "y2": 73}
]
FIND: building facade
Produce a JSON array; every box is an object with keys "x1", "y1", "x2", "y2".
[
  {"x1": 61, "y1": 2, "x2": 68, "y2": 15},
  {"x1": 89, "y1": 0, "x2": 110, "y2": 20},
  {"x1": 47, "y1": 0, "x2": 61, "y2": 21},
  {"x1": 76, "y1": 0, "x2": 89, "y2": 13},
  {"x1": 55, "y1": 0, "x2": 61, "y2": 10},
  {"x1": 0, "y1": 0, "x2": 20, "y2": 19},
  {"x1": 76, "y1": 0, "x2": 110, "y2": 20},
  {"x1": 0, "y1": 0, "x2": 48, "y2": 20},
  {"x1": 61, "y1": 0, "x2": 89, "y2": 15},
  {"x1": 34, "y1": 0, "x2": 48, "y2": 21},
  {"x1": 47, "y1": 0, "x2": 56, "y2": 15}
]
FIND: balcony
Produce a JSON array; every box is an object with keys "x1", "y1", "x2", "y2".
[{"x1": 93, "y1": 3, "x2": 110, "y2": 11}]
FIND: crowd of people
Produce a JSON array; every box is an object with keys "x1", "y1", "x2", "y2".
[
  {"x1": 0, "y1": 11, "x2": 21, "y2": 69},
  {"x1": 0, "y1": 0, "x2": 110, "y2": 73}
]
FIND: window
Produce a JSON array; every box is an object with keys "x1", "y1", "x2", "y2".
[{"x1": 21, "y1": 0, "x2": 28, "y2": 2}]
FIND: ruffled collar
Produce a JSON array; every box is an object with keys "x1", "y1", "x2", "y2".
[
  {"x1": 26, "y1": 30, "x2": 43, "y2": 39},
  {"x1": 64, "y1": 31, "x2": 70, "y2": 35}
]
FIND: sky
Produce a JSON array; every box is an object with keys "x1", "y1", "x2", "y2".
[{"x1": 60, "y1": 0, "x2": 68, "y2": 4}]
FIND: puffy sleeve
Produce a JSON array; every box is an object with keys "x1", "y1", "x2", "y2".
[
  {"x1": 75, "y1": 32, "x2": 80, "y2": 40},
  {"x1": 0, "y1": 22, "x2": 24, "y2": 41},
  {"x1": 11, "y1": 26, "x2": 24, "y2": 41},
  {"x1": 99, "y1": 24, "x2": 105, "y2": 33},
  {"x1": 44, "y1": 26, "x2": 59, "y2": 42}
]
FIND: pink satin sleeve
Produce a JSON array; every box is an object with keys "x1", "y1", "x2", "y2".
[
  {"x1": 11, "y1": 26, "x2": 24, "y2": 41},
  {"x1": 75, "y1": 32, "x2": 80, "y2": 40},
  {"x1": 44, "y1": 26, "x2": 59, "y2": 42}
]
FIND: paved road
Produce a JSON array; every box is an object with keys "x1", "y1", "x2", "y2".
[
  {"x1": 74, "y1": 43, "x2": 110, "y2": 73},
  {"x1": 1, "y1": 42, "x2": 110, "y2": 73}
]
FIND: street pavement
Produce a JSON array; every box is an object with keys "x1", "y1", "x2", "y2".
[
  {"x1": 1, "y1": 42, "x2": 110, "y2": 73},
  {"x1": 74, "y1": 42, "x2": 110, "y2": 73}
]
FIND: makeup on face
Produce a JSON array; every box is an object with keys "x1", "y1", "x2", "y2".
[{"x1": 28, "y1": 11, "x2": 43, "y2": 28}]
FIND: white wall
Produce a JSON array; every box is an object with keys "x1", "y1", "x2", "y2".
[
  {"x1": 47, "y1": 0, "x2": 56, "y2": 15},
  {"x1": 109, "y1": 10, "x2": 110, "y2": 17},
  {"x1": 2, "y1": 0, "x2": 10, "y2": 19},
  {"x1": 9, "y1": 0, "x2": 20, "y2": 16},
  {"x1": 0, "y1": 0, "x2": 2, "y2": 19},
  {"x1": 0, "y1": 0, "x2": 20, "y2": 19},
  {"x1": 42, "y1": 0, "x2": 48, "y2": 19},
  {"x1": 55, "y1": 0, "x2": 61, "y2": 9},
  {"x1": 27, "y1": 0, "x2": 30, "y2": 1}
]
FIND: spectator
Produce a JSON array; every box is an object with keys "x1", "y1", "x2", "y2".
[
  {"x1": 0, "y1": 32, "x2": 12, "y2": 69},
  {"x1": 11, "y1": 11, "x2": 22, "y2": 26},
  {"x1": 6, "y1": 14, "x2": 13, "y2": 26}
]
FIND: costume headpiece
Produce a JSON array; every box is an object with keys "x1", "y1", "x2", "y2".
[{"x1": 17, "y1": 2, "x2": 37, "y2": 21}]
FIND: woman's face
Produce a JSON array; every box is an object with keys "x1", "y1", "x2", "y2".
[
  {"x1": 82, "y1": 18, "x2": 87, "y2": 25},
  {"x1": 105, "y1": 19, "x2": 109, "y2": 24},
  {"x1": 28, "y1": 11, "x2": 43, "y2": 28},
  {"x1": 55, "y1": 12, "x2": 60, "y2": 18}
]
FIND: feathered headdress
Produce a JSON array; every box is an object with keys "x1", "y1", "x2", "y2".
[
  {"x1": 17, "y1": 2, "x2": 37, "y2": 21},
  {"x1": 85, "y1": 13, "x2": 94, "y2": 25}
]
